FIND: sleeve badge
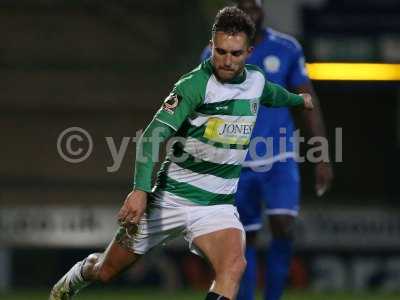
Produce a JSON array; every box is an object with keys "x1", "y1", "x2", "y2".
[{"x1": 162, "y1": 92, "x2": 181, "y2": 114}]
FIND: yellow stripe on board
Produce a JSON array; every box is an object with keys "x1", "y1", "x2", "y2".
[{"x1": 306, "y1": 63, "x2": 400, "y2": 81}]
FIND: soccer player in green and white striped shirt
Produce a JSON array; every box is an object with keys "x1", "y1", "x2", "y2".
[{"x1": 49, "y1": 7, "x2": 313, "y2": 300}]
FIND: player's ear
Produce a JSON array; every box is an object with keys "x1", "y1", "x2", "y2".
[
  {"x1": 209, "y1": 39, "x2": 213, "y2": 49},
  {"x1": 247, "y1": 46, "x2": 254, "y2": 55}
]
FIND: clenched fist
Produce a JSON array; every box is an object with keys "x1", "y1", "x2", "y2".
[
  {"x1": 300, "y1": 93, "x2": 314, "y2": 110},
  {"x1": 117, "y1": 190, "x2": 148, "y2": 226}
]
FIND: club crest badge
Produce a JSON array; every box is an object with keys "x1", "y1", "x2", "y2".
[
  {"x1": 162, "y1": 92, "x2": 181, "y2": 114},
  {"x1": 250, "y1": 100, "x2": 258, "y2": 115},
  {"x1": 263, "y1": 55, "x2": 280, "y2": 73}
]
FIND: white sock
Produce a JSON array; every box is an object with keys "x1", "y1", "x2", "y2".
[{"x1": 64, "y1": 260, "x2": 90, "y2": 294}]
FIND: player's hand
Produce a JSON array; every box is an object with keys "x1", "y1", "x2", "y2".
[
  {"x1": 117, "y1": 190, "x2": 148, "y2": 226},
  {"x1": 315, "y1": 162, "x2": 334, "y2": 197},
  {"x1": 300, "y1": 93, "x2": 313, "y2": 110}
]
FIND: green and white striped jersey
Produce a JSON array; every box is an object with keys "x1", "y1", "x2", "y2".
[{"x1": 152, "y1": 59, "x2": 303, "y2": 205}]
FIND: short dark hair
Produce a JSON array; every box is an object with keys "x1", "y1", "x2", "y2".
[
  {"x1": 237, "y1": 0, "x2": 263, "y2": 8},
  {"x1": 212, "y1": 7, "x2": 256, "y2": 44}
]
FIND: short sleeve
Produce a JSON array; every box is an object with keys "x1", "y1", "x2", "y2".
[{"x1": 288, "y1": 46, "x2": 310, "y2": 88}]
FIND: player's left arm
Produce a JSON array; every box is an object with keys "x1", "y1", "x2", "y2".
[
  {"x1": 288, "y1": 48, "x2": 334, "y2": 196},
  {"x1": 261, "y1": 80, "x2": 313, "y2": 110}
]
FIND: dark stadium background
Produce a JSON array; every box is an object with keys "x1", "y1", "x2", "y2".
[{"x1": 0, "y1": 0, "x2": 399, "y2": 299}]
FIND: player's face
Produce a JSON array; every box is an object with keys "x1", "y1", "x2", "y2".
[
  {"x1": 238, "y1": 0, "x2": 264, "y2": 32},
  {"x1": 211, "y1": 31, "x2": 253, "y2": 82}
]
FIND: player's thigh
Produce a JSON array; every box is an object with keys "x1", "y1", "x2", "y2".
[
  {"x1": 193, "y1": 227, "x2": 246, "y2": 273},
  {"x1": 235, "y1": 167, "x2": 263, "y2": 230},
  {"x1": 263, "y1": 159, "x2": 301, "y2": 217},
  {"x1": 188, "y1": 204, "x2": 246, "y2": 272}
]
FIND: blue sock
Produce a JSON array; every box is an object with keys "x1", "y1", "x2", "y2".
[
  {"x1": 264, "y1": 238, "x2": 293, "y2": 300},
  {"x1": 237, "y1": 245, "x2": 257, "y2": 300}
]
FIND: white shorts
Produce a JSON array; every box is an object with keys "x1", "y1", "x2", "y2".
[{"x1": 115, "y1": 191, "x2": 244, "y2": 255}]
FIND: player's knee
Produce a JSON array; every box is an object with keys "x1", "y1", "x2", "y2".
[
  {"x1": 88, "y1": 254, "x2": 118, "y2": 284},
  {"x1": 237, "y1": 255, "x2": 247, "y2": 275},
  {"x1": 246, "y1": 231, "x2": 257, "y2": 246},
  {"x1": 271, "y1": 225, "x2": 293, "y2": 239},
  {"x1": 80, "y1": 253, "x2": 101, "y2": 281},
  {"x1": 220, "y1": 254, "x2": 247, "y2": 281},
  {"x1": 269, "y1": 215, "x2": 295, "y2": 239},
  {"x1": 86, "y1": 253, "x2": 101, "y2": 265},
  {"x1": 231, "y1": 255, "x2": 247, "y2": 281}
]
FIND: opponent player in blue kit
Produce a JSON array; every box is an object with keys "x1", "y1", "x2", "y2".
[{"x1": 201, "y1": 1, "x2": 333, "y2": 300}]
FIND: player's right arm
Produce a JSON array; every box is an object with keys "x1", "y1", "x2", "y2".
[
  {"x1": 118, "y1": 119, "x2": 174, "y2": 225},
  {"x1": 118, "y1": 81, "x2": 202, "y2": 225}
]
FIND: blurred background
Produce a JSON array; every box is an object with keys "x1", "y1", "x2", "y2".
[{"x1": 0, "y1": 0, "x2": 399, "y2": 299}]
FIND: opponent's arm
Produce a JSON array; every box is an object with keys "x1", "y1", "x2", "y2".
[
  {"x1": 261, "y1": 81, "x2": 313, "y2": 109},
  {"x1": 287, "y1": 44, "x2": 333, "y2": 196},
  {"x1": 294, "y1": 82, "x2": 333, "y2": 196}
]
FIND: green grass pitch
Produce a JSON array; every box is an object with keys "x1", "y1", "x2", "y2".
[{"x1": 1, "y1": 289, "x2": 399, "y2": 300}]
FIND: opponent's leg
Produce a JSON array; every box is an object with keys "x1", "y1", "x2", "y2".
[
  {"x1": 265, "y1": 215, "x2": 295, "y2": 300},
  {"x1": 235, "y1": 167, "x2": 262, "y2": 300},
  {"x1": 263, "y1": 160, "x2": 300, "y2": 300},
  {"x1": 49, "y1": 239, "x2": 140, "y2": 300},
  {"x1": 194, "y1": 228, "x2": 247, "y2": 300}
]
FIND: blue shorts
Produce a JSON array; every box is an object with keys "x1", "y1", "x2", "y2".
[{"x1": 235, "y1": 158, "x2": 300, "y2": 232}]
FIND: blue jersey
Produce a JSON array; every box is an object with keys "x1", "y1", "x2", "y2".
[{"x1": 201, "y1": 28, "x2": 309, "y2": 166}]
